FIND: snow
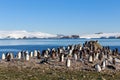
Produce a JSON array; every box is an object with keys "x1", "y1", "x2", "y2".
[
  {"x1": 0, "y1": 30, "x2": 57, "y2": 39},
  {"x1": 0, "y1": 31, "x2": 120, "y2": 39},
  {"x1": 80, "y1": 33, "x2": 120, "y2": 39}
]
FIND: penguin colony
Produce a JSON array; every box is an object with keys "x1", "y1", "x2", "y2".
[{"x1": 1, "y1": 40, "x2": 120, "y2": 72}]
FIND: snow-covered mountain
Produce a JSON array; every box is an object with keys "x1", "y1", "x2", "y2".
[
  {"x1": 0, "y1": 30, "x2": 57, "y2": 39},
  {"x1": 0, "y1": 31, "x2": 120, "y2": 39},
  {"x1": 80, "y1": 32, "x2": 120, "y2": 39}
]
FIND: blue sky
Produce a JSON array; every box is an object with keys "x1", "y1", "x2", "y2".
[{"x1": 0, "y1": 0, "x2": 120, "y2": 35}]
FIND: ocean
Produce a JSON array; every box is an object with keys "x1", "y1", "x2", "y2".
[{"x1": 0, "y1": 39, "x2": 120, "y2": 58}]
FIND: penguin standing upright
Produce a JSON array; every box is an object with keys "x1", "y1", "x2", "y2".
[
  {"x1": 69, "y1": 49, "x2": 73, "y2": 56},
  {"x1": 67, "y1": 46, "x2": 70, "y2": 50},
  {"x1": 51, "y1": 51, "x2": 56, "y2": 59},
  {"x1": 95, "y1": 53, "x2": 99, "y2": 60},
  {"x1": 2, "y1": 53, "x2": 5, "y2": 60},
  {"x1": 18, "y1": 52, "x2": 21, "y2": 59},
  {"x1": 6, "y1": 53, "x2": 11, "y2": 61},
  {"x1": 10, "y1": 53, "x2": 14, "y2": 60},
  {"x1": 34, "y1": 50, "x2": 37, "y2": 57},
  {"x1": 59, "y1": 49, "x2": 63, "y2": 54},
  {"x1": 88, "y1": 55, "x2": 93, "y2": 63},
  {"x1": 79, "y1": 46, "x2": 82, "y2": 51},
  {"x1": 30, "y1": 52, "x2": 33, "y2": 57},
  {"x1": 26, "y1": 53, "x2": 29, "y2": 61},
  {"x1": 95, "y1": 64, "x2": 101, "y2": 72},
  {"x1": 37, "y1": 51, "x2": 41, "y2": 59},
  {"x1": 60, "y1": 53, "x2": 64, "y2": 62},
  {"x1": 113, "y1": 58, "x2": 116, "y2": 65},
  {"x1": 79, "y1": 51, "x2": 83, "y2": 60},
  {"x1": 66, "y1": 58, "x2": 71, "y2": 67},
  {"x1": 101, "y1": 60, "x2": 106, "y2": 70},
  {"x1": 61, "y1": 54, "x2": 64, "y2": 62},
  {"x1": 74, "y1": 53, "x2": 77, "y2": 61},
  {"x1": 26, "y1": 51, "x2": 29, "y2": 54},
  {"x1": 98, "y1": 53, "x2": 103, "y2": 61},
  {"x1": 44, "y1": 50, "x2": 48, "y2": 58}
]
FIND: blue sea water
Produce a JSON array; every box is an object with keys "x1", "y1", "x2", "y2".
[{"x1": 0, "y1": 39, "x2": 120, "y2": 58}]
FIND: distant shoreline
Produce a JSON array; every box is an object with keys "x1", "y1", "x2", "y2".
[{"x1": 0, "y1": 37, "x2": 120, "y2": 40}]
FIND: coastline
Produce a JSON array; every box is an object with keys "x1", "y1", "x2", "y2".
[{"x1": 0, "y1": 40, "x2": 120, "y2": 80}]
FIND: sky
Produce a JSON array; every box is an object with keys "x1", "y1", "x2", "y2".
[{"x1": 0, "y1": 0, "x2": 120, "y2": 35}]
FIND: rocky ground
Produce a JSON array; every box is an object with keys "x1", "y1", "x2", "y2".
[{"x1": 0, "y1": 57, "x2": 120, "y2": 80}]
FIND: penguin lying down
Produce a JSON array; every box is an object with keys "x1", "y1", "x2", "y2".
[{"x1": 40, "y1": 57, "x2": 49, "y2": 64}]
